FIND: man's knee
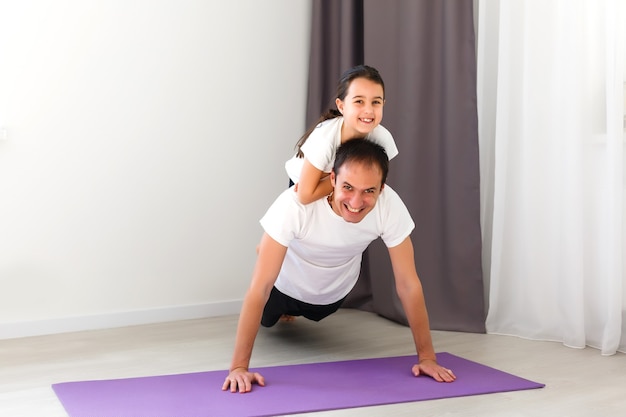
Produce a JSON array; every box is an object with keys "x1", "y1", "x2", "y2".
[{"x1": 261, "y1": 313, "x2": 281, "y2": 328}]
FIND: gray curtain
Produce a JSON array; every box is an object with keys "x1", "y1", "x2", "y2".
[
  {"x1": 305, "y1": 0, "x2": 363, "y2": 125},
  {"x1": 307, "y1": 0, "x2": 485, "y2": 333}
]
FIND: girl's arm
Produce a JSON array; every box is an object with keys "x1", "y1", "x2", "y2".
[{"x1": 296, "y1": 159, "x2": 333, "y2": 204}]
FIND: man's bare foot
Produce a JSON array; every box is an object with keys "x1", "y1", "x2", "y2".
[{"x1": 279, "y1": 315, "x2": 296, "y2": 322}]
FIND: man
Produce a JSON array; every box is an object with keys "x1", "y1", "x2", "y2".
[{"x1": 223, "y1": 140, "x2": 456, "y2": 393}]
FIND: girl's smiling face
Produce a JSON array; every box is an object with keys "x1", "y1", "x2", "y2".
[{"x1": 336, "y1": 77, "x2": 385, "y2": 140}]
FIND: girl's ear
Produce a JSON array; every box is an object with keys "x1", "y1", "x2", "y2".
[{"x1": 335, "y1": 98, "x2": 344, "y2": 114}]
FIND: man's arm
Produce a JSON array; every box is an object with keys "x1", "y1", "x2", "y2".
[
  {"x1": 222, "y1": 232, "x2": 288, "y2": 393},
  {"x1": 388, "y1": 236, "x2": 456, "y2": 383}
]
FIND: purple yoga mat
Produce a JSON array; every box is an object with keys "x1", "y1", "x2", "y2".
[{"x1": 52, "y1": 352, "x2": 544, "y2": 417}]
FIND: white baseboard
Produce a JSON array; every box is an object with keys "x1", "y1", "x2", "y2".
[{"x1": 0, "y1": 300, "x2": 243, "y2": 340}]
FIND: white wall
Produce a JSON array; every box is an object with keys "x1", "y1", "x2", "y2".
[{"x1": 0, "y1": 0, "x2": 311, "y2": 338}]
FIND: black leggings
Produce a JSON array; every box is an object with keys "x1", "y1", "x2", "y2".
[{"x1": 261, "y1": 287, "x2": 346, "y2": 327}]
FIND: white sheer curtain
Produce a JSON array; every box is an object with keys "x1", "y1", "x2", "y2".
[{"x1": 477, "y1": 0, "x2": 625, "y2": 355}]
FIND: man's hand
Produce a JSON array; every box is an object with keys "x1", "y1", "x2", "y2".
[
  {"x1": 221, "y1": 368, "x2": 266, "y2": 393},
  {"x1": 412, "y1": 359, "x2": 456, "y2": 382}
]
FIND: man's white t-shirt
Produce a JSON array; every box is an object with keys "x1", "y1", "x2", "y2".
[
  {"x1": 259, "y1": 185, "x2": 414, "y2": 305},
  {"x1": 285, "y1": 117, "x2": 399, "y2": 184}
]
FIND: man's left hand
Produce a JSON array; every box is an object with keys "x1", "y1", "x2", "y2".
[{"x1": 412, "y1": 359, "x2": 456, "y2": 382}]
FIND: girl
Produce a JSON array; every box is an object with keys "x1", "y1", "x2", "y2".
[{"x1": 285, "y1": 65, "x2": 398, "y2": 204}]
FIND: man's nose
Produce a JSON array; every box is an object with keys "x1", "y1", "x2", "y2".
[{"x1": 349, "y1": 193, "x2": 363, "y2": 207}]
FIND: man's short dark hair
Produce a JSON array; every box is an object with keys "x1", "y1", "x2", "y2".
[{"x1": 333, "y1": 139, "x2": 389, "y2": 185}]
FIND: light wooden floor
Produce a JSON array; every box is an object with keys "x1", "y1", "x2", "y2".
[{"x1": 1, "y1": 309, "x2": 625, "y2": 417}]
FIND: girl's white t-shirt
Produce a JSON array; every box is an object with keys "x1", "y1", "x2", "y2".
[{"x1": 285, "y1": 117, "x2": 399, "y2": 183}]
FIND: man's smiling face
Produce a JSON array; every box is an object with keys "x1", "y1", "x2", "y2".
[{"x1": 329, "y1": 160, "x2": 384, "y2": 223}]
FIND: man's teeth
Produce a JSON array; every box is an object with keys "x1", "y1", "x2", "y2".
[{"x1": 346, "y1": 205, "x2": 361, "y2": 213}]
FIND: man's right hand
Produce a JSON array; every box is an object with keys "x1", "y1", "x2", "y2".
[{"x1": 221, "y1": 368, "x2": 266, "y2": 393}]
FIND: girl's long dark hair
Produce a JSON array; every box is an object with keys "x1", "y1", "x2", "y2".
[{"x1": 295, "y1": 65, "x2": 385, "y2": 158}]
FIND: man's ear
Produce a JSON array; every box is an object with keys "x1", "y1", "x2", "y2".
[{"x1": 330, "y1": 170, "x2": 336, "y2": 187}]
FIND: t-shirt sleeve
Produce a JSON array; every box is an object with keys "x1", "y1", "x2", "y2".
[
  {"x1": 378, "y1": 186, "x2": 415, "y2": 248},
  {"x1": 259, "y1": 189, "x2": 307, "y2": 247},
  {"x1": 368, "y1": 124, "x2": 399, "y2": 160},
  {"x1": 300, "y1": 120, "x2": 337, "y2": 172}
]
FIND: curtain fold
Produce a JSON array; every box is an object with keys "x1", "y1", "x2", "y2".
[
  {"x1": 304, "y1": 0, "x2": 364, "y2": 127},
  {"x1": 306, "y1": 0, "x2": 486, "y2": 333},
  {"x1": 477, "y1": 0, "x2": 625, "y2": 355}
]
